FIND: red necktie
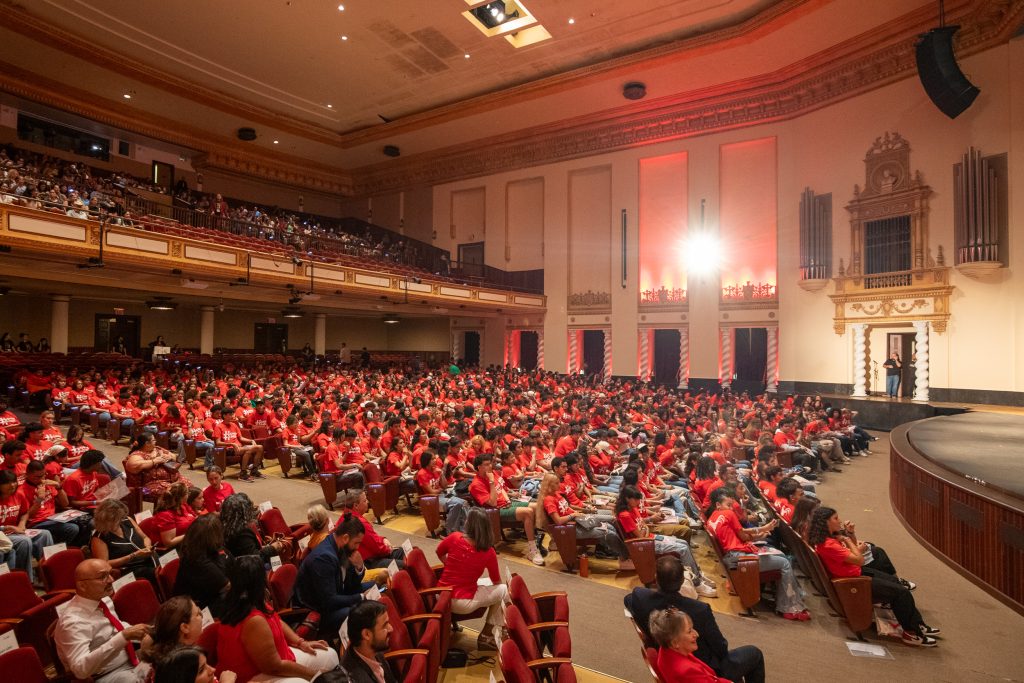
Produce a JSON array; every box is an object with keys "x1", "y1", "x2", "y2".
[{"x1": 99, "y1": 599, "x2": 140, "y2": 667}]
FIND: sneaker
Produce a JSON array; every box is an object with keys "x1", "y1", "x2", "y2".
[
  {"x1": 695, "y1": 582, "x2": 718, "y2": 598},
  {"x1": 699, "y1": 575, "x2": 717, "y2": 590},
  {"x1": 781, "y1": 610, "x2": 811, "y2": 621},
  {"x1": 857, "y1": 451, "x2": 870, "y2": 457},
  {"x1": 252, "y1": 468, "x2": 267, "y2": 480},
  {"x1": 526, "y1": 546, "x2": 545, "y2": 566},
  {"x1": 617, "y1": 559, "x2": 635, "y2": 571},
  {"x1": 899, "y1": 578, "x2": 917, "y2": 591},
  {"x1": 920, "y1": 624, "x2": 940, "y2": 636},
  {"x1": 841, "y1": 456, "x2": 852, "y2": 464},
  {"x1": 238, "y1": 473, "x2": 252, "y2": 482},
  {"x1": 902, "y1": 631, "x2": 938, "y2": 647}
]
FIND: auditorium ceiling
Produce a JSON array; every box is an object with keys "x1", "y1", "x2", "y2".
[{"x1": 0, "y1": 0, "x2": 1021, "y2": 194}]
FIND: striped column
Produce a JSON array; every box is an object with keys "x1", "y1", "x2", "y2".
[
  {"x1": 452, "y1": 332, "x2": 461, "y2": 364},
  {"x1": 503, "y1": 331, "x2": 511, "y2": 367},
  {"x1": 719, "y1": 327, "x2": 733, "y2": 389},
  {"x1": 913, "y1": 321, "x2": 930, "y2": 402},
  {"x1": 536, "y1": 330, "x2": 544, "y2": 370},
  {"x1": 568, "y1": 330, "x2": 579, "y2": 374},
  {"x1": 510, "y1": 330, "x2": 521, "y2": 369},
  {"x1": 851, "y1": 323, "x2": 867, "y2": 397},
  {"x1": 603, "y1": 329, "x2": 612, "y2": 381},
  {"x1": 766, "y1": 326, "x2": 779, "y2": 393},
  {"x1": 678, "y1": 327, "x2": 689, "y2": 389},
  {"x1": 638, "y1": 329, "x2": 651, "y2": 381}
]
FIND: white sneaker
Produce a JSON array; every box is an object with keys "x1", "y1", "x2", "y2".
[
  {"x1": 700, "y1": 576, "x2": 717, "y2": 590},
  {"x1": 696, "y1": 581, "x2": 718, "y2": 598},
  {"x1": 526, "y1": 546, "x2": 545, "y2": 566}
]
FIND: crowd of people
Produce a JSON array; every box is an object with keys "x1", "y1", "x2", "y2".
[{"x1": 0, "y1": 357, "x2": 945, "y2": 682}]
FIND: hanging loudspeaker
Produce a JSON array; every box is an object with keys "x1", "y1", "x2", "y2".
[{"x1": 915, "y1": 26, "x2": 980, "y2": 119}]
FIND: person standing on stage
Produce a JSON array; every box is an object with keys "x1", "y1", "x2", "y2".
[{"x1": 883, "y1": 352, "x2": 902, "y2": 398}]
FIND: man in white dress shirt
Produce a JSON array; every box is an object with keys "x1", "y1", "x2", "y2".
[{"x1": 54, "y1": 558, "x2": 149, "y2": 682}]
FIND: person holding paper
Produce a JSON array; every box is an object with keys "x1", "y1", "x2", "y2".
[
  {"x1": 340, "y1": 601, "x2": 398, "y2": 683},
  {"x1": 54, "y1": 558, "x2": 150, "y2": 682},
  {"x1": 64, "y1": 450, "x2": 112, "y2": 510},
  {"x1": 218, "y1": 555, "x2": 338, "y2": 682},
  {"x1": 468, "y1": 454, "x2": 544, "y2": 566},
  {"x1": 221, "y1": 493, "x2": 287, "y2": 564},
  {"x1": 0, "y1": 468, "x2": 53, "y2": 583},
  {"x1": 91, "y1": 498, "x2": 156, "y2": 585},
  {"x1": 20, "y1": 459, "x2": 91, "y2": 546},
  {"x1": 295, "y1": 513, "x2": 372, "y2": 635}
]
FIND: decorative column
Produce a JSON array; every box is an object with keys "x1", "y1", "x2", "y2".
[
  {"x1": 50, "y1": 295, "x2": 70, "y2": 354},
  {"x1": 678, "y1": 327, "x2": 689, "y2": 390},
  {"x1": 638, "y1": 329, "x2": 651, "y2": 382},
  {"x1": 719, "y1": 327, "x2": 733, "y2": 389},
  {"x1": 851, "y1": 323, "x2": 868, "y2": 397},
  {"x1": 510, "y1": 330, "x2": 520, "y2": 369},
  {"x1": 314, "y1": 314, "x2": 326, "y2": 356},
  {"x1": 567, "y1": 330, "x2": 579, "y2": 374},
  {"x1": 536, "y1": 330, "x2": 544, "y2": 370},
  {"x1": 503, "y1": 331, "x2": 511, "y2": 367},
  {"x1": 602, "y1": 329, "x2": 612, "y2": 381},
  {"x1": 912, "y1": 321, "x2": 930, "y2": 402},
  {"x1": 451, "y1": 332, "x2": 461, "y2": 363},
  {"x1": 200, "y1": 305, "x2": 215, "y2": 355},
  {"x1": 766, "y1": 326, "x2": 779, "y2": 394}
]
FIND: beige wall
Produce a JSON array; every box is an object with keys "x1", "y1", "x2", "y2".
[{"x1": 432, "y1": 39, "x2": 1024, "y2": 393}]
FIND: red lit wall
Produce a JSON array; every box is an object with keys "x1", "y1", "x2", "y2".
[
  {"x1": 719, "y1": 138, "x2": 777, "y2": 292},
  {"x1": 639, "y1": 152, "x2": 688, "y2": 297}
]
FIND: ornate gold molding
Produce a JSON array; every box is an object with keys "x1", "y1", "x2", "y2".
[
  {"x1": 567, "y1": 290, "x2": 611, "y2": 313},
  {"x1": 829, "y1": 267, "x2": 953, "y2": 335}
]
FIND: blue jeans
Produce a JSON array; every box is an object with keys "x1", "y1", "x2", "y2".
[
  {"x1": 8, "y1": 530, "x2": 53, "y2": 583},
  {"x1": 886, "y1": 374, "x2": 900, "y2": 397},
  {"x1": 725, "y1": 550, "x2": 805, "y2": 613}
]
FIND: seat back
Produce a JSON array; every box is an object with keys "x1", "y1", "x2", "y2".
[
  {"x1": 644, "y1": 647, "x2": 665, "y2": 683},
  {"x1": 0, "y1": 646, "x2": 49, "y2": 683},
  {"x1": 157, "y1": 557, "x2": 180, "y2": 600},
  {"x1": 0, "y1": 571, "x2": 42, "y2": 617},
  {"x1": 258, "y1": 507, "x2": 290, "y2": 538},
  {"x1": 505, "y1": 604, "x2": 542, "y2": 662},
  {"x1": 380, "y1": 595, "x2": 414, "y2": 650},
  {"x1": 499, "y1": 638, "x2": 535, "y2": 683},
  {"x1": 112, "y1": 579, "x2": 162, "y2": 625},
  {"x1": 508, "y1": 574, "x2": 540, "y2": 625},
  {"x1": 404, "y1": 548, "x2": 437, "y2": 590},
  {"x1": 41, "y1": 547, "x2": 86, "y2": 592},
  {"x1": 389, "y1": 570, "x2": 427, "y2": 617},
  {"x1": 268, "y1": 563, "x2": 298, "y2": 610}
]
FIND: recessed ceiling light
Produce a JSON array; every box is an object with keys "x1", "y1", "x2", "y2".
[
  {"x1": 327, "y1": 104, "x2": 333, "y2": 108},
  {"x1": 341, "y1": 35, "x2": 348, "y2": 41},
  {"x1": 464, "y1": 53, "x2": 471, "y2": 59},
  {"x1": 273, "y1": 140, "x2": 279, "y2": 144},
  {"x1": 337, "y1": 4, "x2": 345, "y2": 10},
  {"x1": 123, "y1": 93, "x2": 132, "y2": 99},
  {"x1": 568, "y1": 17, "x2": 575, "y2": 24}
]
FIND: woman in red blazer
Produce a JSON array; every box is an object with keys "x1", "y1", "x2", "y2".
[{"x1": 649, "y1": 609, "x2": 731, "y2": 682}]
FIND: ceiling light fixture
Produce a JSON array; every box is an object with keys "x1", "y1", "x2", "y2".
[
  {"x1": 382, "y1": 314, "x2": 401, "y2": 325},
  {"x1": 341, "y1": 35, "x2": 348, "y2": 41},
  {"x1": 273, "y1": 140, "x2": 279, "y2": 144},
  {"x1": 282, "y1": 307, "x2": 304, "y2": 318},
  {"x1": 568, "y1": 17, "x2": 575, "y2": 24},
  {"x1": 146, "y1": 297, "x2": 177, "y2": 311},
  {"x1": 464, "y1": 53, "x2": 471, "y2": 59},
  {"x1": 471, "y1": 1, "x2": 519, "y2": 29},
  {"x1": 338, "y1": 3, "x2": 345, "y2": 10},
  {"x1": 327, "y1": 104, "x2": 333, "y2": 108}
]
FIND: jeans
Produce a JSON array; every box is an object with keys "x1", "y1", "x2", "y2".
[
  {"x1": 886, "y1": 374, "x2": 900, "y2": 397},
  {"x1": 8, "y1": 530, "x2": 53, "y2": 583},
  {"x1": 719, "y1": 644, "x2": 766, "y2": 683},
  {"x1": 654, "y1": 535, "x2": 707, "y2": 584},
  {"x1": 35, "y1": 517, "x2": 91, "y2": 547},
  {"x1": 725, "y1": 550, "x2": 805, "y2": 613}
]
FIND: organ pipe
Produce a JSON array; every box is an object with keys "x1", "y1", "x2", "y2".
[
  {"x1": 799, "y1": 188, "x2": 832, "y2": 280},
  {"x1": 955, "y1": 147, "x2": 1000, "y2": 264}
]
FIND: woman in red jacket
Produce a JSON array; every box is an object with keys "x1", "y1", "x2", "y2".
[
  {"x1": 649, "y1": 608, "x2": 730, "y2": 682},
  {"x1": 436, "y1": 507, "x2": 509, "y2": 651}
]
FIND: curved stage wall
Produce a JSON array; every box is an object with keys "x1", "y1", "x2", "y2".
[{"x1": 890, "y1": 413, "x2": 1024, "y2": 615}]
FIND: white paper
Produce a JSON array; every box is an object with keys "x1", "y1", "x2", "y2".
[
  {"x1": 339, "y1": 617, "x2": 351, "y2": 649},
  {"x1": 159, "y1": 549, "x2": 179, "y2": 566},
  {"x1": 23, "y1": 528, "x2": 43, "y2": 538},
  {"x1": 0, "y1": 563, "x2": 9, "y2": 575},
  {"x1": 298, "y1": 535, "x2": 311, "y2": 550},
  {"x1": 363, "y1": 585, "x2": 382, "y2": 601},
  {"x1": 258, "y1": 501, "x2": 273, "y2": 514},
  {"x1": 0, "y1": 629, "x2": 18, "y2": 655},
  {"x1": 845, "y1": 641, "x2": 893, "y2": 659},
  {"x1": 270, "y1": 555, "x2": 283, "y2": 570},
  {"x1": 112, "y1": 572, "x2": 136, "y2": 592},
  {"x1": 503, "y1": 564, "x2": 513, "y2": 585},
  {"x1": 43, "y1": 542, "x2": 67, "y2": 559},
  {"x1": 94, "y1": 476, "x2": 130, "y2": 503},
  {"x1": 386, "y1": 560, "x2": 399, "y2": 578},
  {"x1": 48, "y1": 509, "x2": 86, "y2": 522},
  {"x1": 401, "y1": 539, "x2": 413, "y2": 555},
  {"x1": 135, "y1": 509, "x2": 153, "y2": 522},
  {"x1": 201, "y1": 606, "x2": 214, "y2": 629}
]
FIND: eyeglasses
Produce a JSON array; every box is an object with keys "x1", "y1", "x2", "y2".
[{"x1": 80, "y1": 571, "x2": 113, "y2": 582}]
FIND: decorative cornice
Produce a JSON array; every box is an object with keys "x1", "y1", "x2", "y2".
[{"x1": 352, "y1": 0, "x2": 1024, "y2": 195}]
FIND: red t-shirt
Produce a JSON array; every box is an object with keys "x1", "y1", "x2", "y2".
[
  {"x1": 815, "y1": 536, "x2": 861, "y2": 578},
  {"x1": 617, "y1": 507, "x2": 647, "y2": 538},
  {"x1": 543, "y1": 492, "x2": 571, "y2": 520},
  {"x1": 757, "y1": 480, "x2": 777, "y2": 503},
  {"x1": 384, "y1": 451, "x2": 407, "y2": 478},
  {"x1": 415, "y1": 467, "x2": 441, "y2": 494},
  {"x1": 213, "y1": 423, "x2": 241, "y2": 445},
  {"x1": 469, "y1": 474, "x2": 509, "y2": 508},
  {"x1": 202, "y1": 482, "x2": 235, "y2": 513},
  {"x1": 706, "y1": 508, "x2": 755, "y2": 553},
  {"x1": 773, "y1": 497, "x2": 795, "y2": 523},
  {"x1": 0, "y1": 492, "x2": 27, "y2": 527},
  {"x1": 154, "y1": 508, "x2": 196, "y2": 538},
  {"x1": 18, "y1": 482, "x2": 58, "y2": 524},
  {"x1": 63, "y1": 470, "x2": 111, "y2": 506},
  {"x1": 436, "y1": 532, "x2": 500, "y2": 600}
]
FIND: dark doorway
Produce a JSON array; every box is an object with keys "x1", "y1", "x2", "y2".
[
  {"x1": 254, "y1": 323, "x2": 289, "y2": 353},
  {"x1": 519, "y1": 331, "x2": 538, "y2": 371},
  {"x1": 94, "y1": 315, "x2": 141, "y2": 356},
  {"x1": 582, "y1": 330, "x2": 605, "y2": 377},
  {"x1": 151, "y1": 161, "x2": 175, "y2": 193},
  {"x1": 457, "y1": 242, "x2": 485, "y2": 279},
  {"x1": 653, "y1": 329, "x2": 681, "y2": 386},
  {"x1": 734, "y1": 328, "x2": 768, "y2": 389},
  {"x1": 886, "y1": 332, "x2": 915, "y2": 398},
  {"x1": 463, "y1": 331, "x2": 481, "y2": 367}
]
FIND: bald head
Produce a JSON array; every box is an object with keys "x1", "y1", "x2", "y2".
[{"x1": 75, "y1": 558, "x2": 114, "y2": 600}]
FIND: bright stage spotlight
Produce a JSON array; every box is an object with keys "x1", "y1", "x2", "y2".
[{"x1": 683, "y1": 233, "x2": 721, "y2": 275}]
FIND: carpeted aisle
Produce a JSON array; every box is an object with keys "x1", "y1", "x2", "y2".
[{"x1": 78, "y1": 424, "x2": 1024, "y2": 682}]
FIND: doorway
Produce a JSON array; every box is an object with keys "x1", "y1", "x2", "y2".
[
  {"x1": 254, "y1": 323, "x2": 289, "y2": 354},
  {"x1": 457, "y1": 242, "x2": 485, "y2": 279},
  {"x1": 886, "y1": 332, "x2": 915, "y2": 398},
  {"x1": 94, "y1": 315, "x2": 141, "y2": 356},
  {"x1": 462, "y1": 331, "x2": 481, "y2": 367},
  {"x1": 653, "y1": 329, "x2": 681, "y2": 386},
  {"x1": 734, "y1": 328, "x2": 768, "y2": 393},
  {"x1": 582, "y1": 330, "x2": 605, "y2": 377},
  {"x1": 519, "y1": 331, "x2": 538, "y2": 371}
]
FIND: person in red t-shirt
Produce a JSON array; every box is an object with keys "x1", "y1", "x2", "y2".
[
  {"x1": 201, "y1": 466, "x2": 235, "y2": 514},
  {"x1": 62, "y1": 450, "x2": 111, "y2": 511},
  {"x1": 771, "y1": 477, "x2": 802, "y2": 523},
  {"x1": 705, "y1": 488, "x2": 806, "y2": 619},
  {"x1": 152, "y1": 481, "x2": 196, "y2": 548},
  {"x1": 213, "y1": 409, "x2": 264, "y2": 482},
  {"x1": 436, "y1": 508, "x2": 508, "y2": 651},
  {"x1": 19, "y1": 459, "x2": 89, "y2": 546},
  {"x1": 384, "y1": 436, "x2": 418, "y2": 497},
  {"x1": 809, "y1": 505, "x2": 937, "y2": 647},
  {"x1": 280, "y1": 415, "x2": 316, "y2": 480},
  {"x1": 340, "y1": 489, "x2": 404, "y2": 569},
  {"x1": 0, "y1": 468, "x2": 52, "y2": 582},
  {"x1": 468, "y1": 454, "x2": 543, "y2": 566}
]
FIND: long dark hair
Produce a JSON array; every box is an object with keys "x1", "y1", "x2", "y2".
[
  {"x1": 463, "y1": 508, "x2": 493, "y2": 551},
  {"x1": 614, "y1": 485, "x2": 643, "y2": 516},
  {"x1": 220, "y1": 555, "x2": 271, "y2": 626},
  {"x1": 219, "y1": 492, "x2": 257, "y2": 540},
  {"x1": 179, "y1": 514, "x2": 224, "y2": 562},
  {"x1": 152, "y1": 645, "x2": 205, "y2": 683},
  {"x1": 807, "y1": 506, "x2": 837, "y2": 547},
  {"x1": 143, "y1": 596, "x2": 195, "y2": 664}
]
